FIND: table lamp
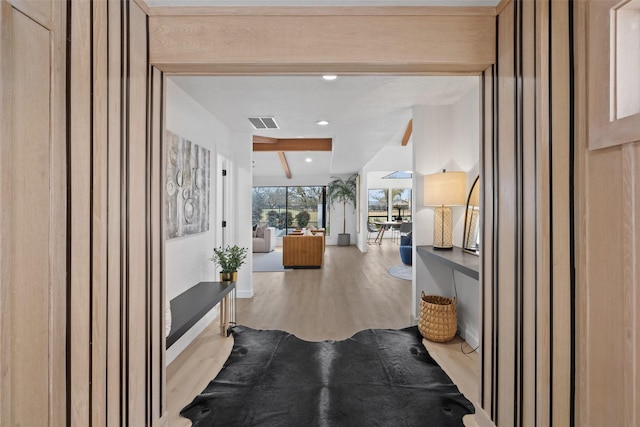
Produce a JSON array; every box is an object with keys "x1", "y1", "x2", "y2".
[{"x1": 423, "y1": 170, "x2": 466, "y2": 249}]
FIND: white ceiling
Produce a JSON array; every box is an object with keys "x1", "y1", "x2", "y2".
[{"x1": 170, "y1": 75, "x2": 479, "y2": 178}]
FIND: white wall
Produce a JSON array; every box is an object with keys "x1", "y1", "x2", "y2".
[
  {"x1": 364, "y1": 143, "x2": 412, "y2": 173},
  {"x1": 412, "y1": 82, "x2": 481, "y2": 349},
  {"x1": 413, "y1": 84, "x2": 480, "y2": 251},
  {"x1": 165, "y1": 79, "x2": 231, "y2": 300},
  {"x1": 232, "y1": 131, "x2": 254, "y2": 298},
  {"x1": 165, "y1": 79, "x2": 247, "y2": 364}
]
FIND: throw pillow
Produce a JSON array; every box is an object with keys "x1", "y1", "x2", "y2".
[
  {"x1": 256, "y1": 225, "x2": 266, "y2": 238},
  {"x1": 304, "y1": 229, "x2": 313, "y2": 236},
  {"x1": 252, "y1": 224, "x2": 258, "y2": 237}
]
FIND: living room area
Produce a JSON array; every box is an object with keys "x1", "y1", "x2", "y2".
[{"x1": 164, "y1": 73, "x2": 483, "y2": 425}]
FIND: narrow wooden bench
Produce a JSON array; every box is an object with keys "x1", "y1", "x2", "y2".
[{"x1": 166, "y1": 281, "x2": 236, "y2": 349}]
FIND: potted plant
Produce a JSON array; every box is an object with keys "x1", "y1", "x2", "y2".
[
  {"x1": 327, "y1": 174, "x2": 358, "y2": 246},
  {"x1": 210, "y1": 244, "x2": 248, "y2": 282}
]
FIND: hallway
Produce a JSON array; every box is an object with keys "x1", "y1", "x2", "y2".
[{"x1": 166, "y1": 243, "x2": 479, "y2": 426}]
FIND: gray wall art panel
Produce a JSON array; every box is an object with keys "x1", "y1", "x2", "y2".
[{"x1": 165, "y1": 130, "x2": 211, "y2": 239}]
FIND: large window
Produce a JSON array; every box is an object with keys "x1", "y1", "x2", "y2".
[
  {"x1": 252, "y1": 186, "x2": 328, "y2": 236},
  {"x1": 368, "y1": 188, "x2": 412, "y2": 223},
  {"x1": 367, "y1": 189, "x2": 388, "y2": 223},
  {"x1": 391, "y1": 188, "x2": 412, "y2": 221}
]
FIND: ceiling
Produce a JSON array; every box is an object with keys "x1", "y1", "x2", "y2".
[
  {"x1": 170, "y1": 75, "x2": 479, "y2": 178},
  {"x1": 152, "y1": 0, "x2": 491, "y2": 179}
]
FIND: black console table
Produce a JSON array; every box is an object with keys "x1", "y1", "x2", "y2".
[
  {"x1": 166, "y1": 281, "x2": 236, "y2": 348},
  {"x1": 416, "y1": 246, "x2": 479, "y2": 280}
]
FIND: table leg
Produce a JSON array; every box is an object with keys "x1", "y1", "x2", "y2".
[
  {"x1": 374, "y1": 227, "x2": 383, "y2": 244},
  {"x1": 376, "y1": 225, "x2": 389, "y2": 244},
  {"x1": 219, "y1": 296, "x2": 227, "y2": 336},
  {"x1": 224, "y1": 294, "x2": 231, "y2": 335}
]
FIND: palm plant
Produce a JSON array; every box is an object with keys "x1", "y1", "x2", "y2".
[{"x1": 327, "y1": 174, "x2": 358, "y2": 235}]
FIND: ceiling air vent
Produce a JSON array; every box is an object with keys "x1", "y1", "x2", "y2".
[{"x1": 248, "y1": 117, "x2": 279, "y2": 130}]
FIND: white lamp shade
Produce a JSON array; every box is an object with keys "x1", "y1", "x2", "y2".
[{"x1": 423, "y1": 171, "x2": 467, "y2": 206}]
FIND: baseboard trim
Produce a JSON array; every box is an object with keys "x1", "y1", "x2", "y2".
[
  {"x1": 166, "y1": 306, "x2": 218, "y2": 365},
  {"x1": 236, "y1": 289, "x2": 254, "y2": 298}
]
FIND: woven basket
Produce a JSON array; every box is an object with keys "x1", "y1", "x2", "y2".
[{"x1": 418, "y1": 292, "x2": 457, "y2": 343}]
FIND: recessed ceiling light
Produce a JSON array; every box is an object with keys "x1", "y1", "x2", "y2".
[
  {"x1": 322, "y1": 75, "x2": 338, "y2": 81},
  {"x1": 305, "y1": 158, "x2": 313, "y2": 163},
  {"x1": 316, "y1": 120, "x2": 329, "y2": 126}
]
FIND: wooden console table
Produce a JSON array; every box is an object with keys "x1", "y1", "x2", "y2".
[
  {"x1": 166, "y1": 281, "x2": 236, "y2": 348},
  {"x1": 416, "y1": 245, "x2": 479, "y2": 280}
]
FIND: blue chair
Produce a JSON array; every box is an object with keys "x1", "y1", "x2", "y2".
[{"x1": 399, "y1": 232, "x2": 412, "y2": 265}]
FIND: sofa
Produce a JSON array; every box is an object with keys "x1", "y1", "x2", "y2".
[
  {"x1": 252, "y1": 225, "x2": 276, "y2": 253},
  {"x1": 399, "y1": 232, "x2": 412, "y2": 265},
  {"x1": 282, "y1": 234, "x2": 324, "y2": 268}
]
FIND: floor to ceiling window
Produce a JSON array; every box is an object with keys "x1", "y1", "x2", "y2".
[{"x1": 252, "y1": 186, "x2": 328, "y2": 236}]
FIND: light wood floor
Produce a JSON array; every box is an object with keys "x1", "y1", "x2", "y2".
[{"x1": 166, "y1": 243, "x2": 481, "y2": 426}]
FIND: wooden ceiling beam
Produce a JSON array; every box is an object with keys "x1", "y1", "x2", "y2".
[
  {"x1": 253, "y1": 137, "x2": 332, "y2": 152},
  {"x1": 277, "y1": 152, "x2": 292, "y2": 179},
  {"x1": 253, "y1": 135, "x2": 279, "y2": 144},
  {"x1": 401, "y1": 119, "x2": 413, "y2": 146}
]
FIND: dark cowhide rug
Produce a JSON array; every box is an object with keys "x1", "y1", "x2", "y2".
[{"x1": 181, "y1": 325, "x2": 475, "y2": 426}]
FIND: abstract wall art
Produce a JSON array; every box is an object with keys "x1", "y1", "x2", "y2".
[{"x1": 165, "y1": 130, "x2": 210, "y2": 239}]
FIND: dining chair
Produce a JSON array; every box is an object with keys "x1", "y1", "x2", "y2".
[
  {"x1": 398, "y1": 222, "x2": 412, "y2": 243},
  {"x1": 390, "y1": 222, "x2": 402, "y2": 244},
  {"x1": 367, "y1": 222, "x2": 381, "y2": 245}
]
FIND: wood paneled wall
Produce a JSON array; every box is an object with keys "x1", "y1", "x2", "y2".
[
  {"x1": 0, "y1": 0, "x2": 66, "y2": 425},
  {"x1": 68, "y1": 0, "x2": 165, "y2": 425},
  {"x1": 8, "y1": 2, "x2": 635, "y2": 426},
  {"x1": 148, "y1": 9, "x2": 496, "y2": 75},
  {"x1": 575, "y1": 0, "x2": 640, "y2": 425},
  {"x1": 481, "y1": 0, "x2": 573, "y2": 425},
  {"x1": 1, "y1": 0, "x2": 165, "y2": 425}
]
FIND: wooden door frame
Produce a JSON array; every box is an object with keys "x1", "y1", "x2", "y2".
[{"x1": 147, "y1": 6, "x2": 497, "y2": 426}]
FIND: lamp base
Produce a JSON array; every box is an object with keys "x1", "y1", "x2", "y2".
[{"x1": 433, "y1": 206, "x2": 453, "y2": 249}]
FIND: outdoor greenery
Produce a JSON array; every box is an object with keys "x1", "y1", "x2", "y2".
[
  {"x1": 295, "y1": 210, "x2": 310, "y2": 227},
  {"x1": 368, "y1": 188, "x2": 412, "y2": 222},
  {"x1": 210, "y1": 245, "x2": 248, "y2": 273},
  {"x1": 327, "y1": 174, "x2": 358, "y2": 235},
  {"x1": 252, "y1": 186, "x2": 326, "y2": 232}
]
